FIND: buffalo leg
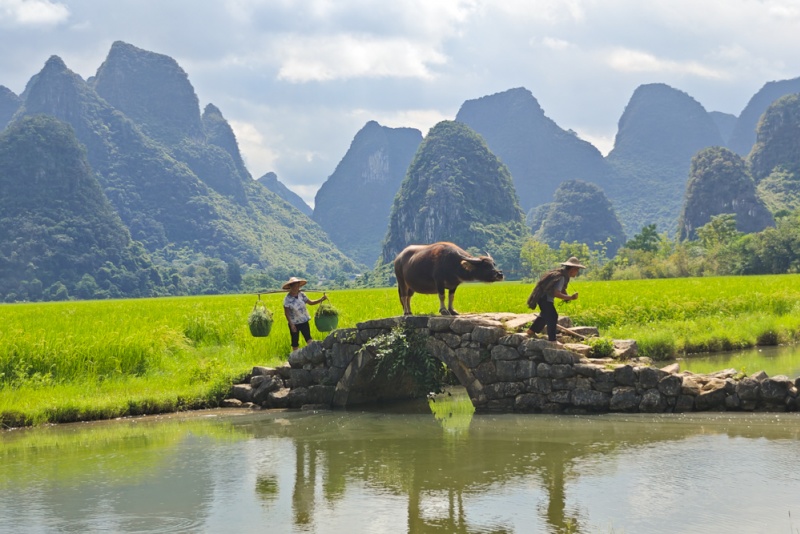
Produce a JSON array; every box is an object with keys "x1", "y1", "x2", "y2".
[
  {"x1": 403, "y1": 289, "x2": 415, "y2": 315},
  {"x1": 447, "y1": 289, "x2": 459, "y2": 315},
  {"x1": 398, "y1": 284, "x2": 412, "y2": 315},
  {"x1": 437, "y1": 291, "x2": 449, "y2": 315}
]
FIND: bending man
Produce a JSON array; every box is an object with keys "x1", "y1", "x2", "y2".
[{"x1": 526, "y1": 257, "x2": 585, "y2": 342}]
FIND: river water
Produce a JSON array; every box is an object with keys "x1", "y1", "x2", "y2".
[{"x1": 3, "y1": 389, "x2": 800, "y2": 534}]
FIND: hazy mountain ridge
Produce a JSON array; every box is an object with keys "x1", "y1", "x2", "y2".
[
  {"x1": 0, "y1": 86, "x2": 20, "y2": 130},
  {"x1": 455, "y1": 87, "x2": 614, "y2": 214},
  {"x1": 709, "y1": 111, "x2": 737, "y2": 145},
  {"x1": 605, "y1": 83, "x2": 725, "y2": 236},
  {"x1": 314, "y1": 120, "x2": 422, "y2": 267},
  {"x1": 257, "y1": 172, "x2": 313, "y2": 217},
  {"x1": 728, "y1": 76, "x2": 800, "y2": 157}
]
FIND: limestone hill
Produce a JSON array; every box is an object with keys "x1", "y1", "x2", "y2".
[{"x1": 381, "y1": 120, "x2": 526, "y2": 273}]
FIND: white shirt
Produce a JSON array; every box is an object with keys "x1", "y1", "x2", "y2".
[{"x1": 283, "y1": 292, "x2": 311, "y2": 324}]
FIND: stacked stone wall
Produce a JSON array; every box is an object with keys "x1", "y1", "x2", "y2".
[{"x1": 224, "y1": 313, "x2": 800, "y2": 414}]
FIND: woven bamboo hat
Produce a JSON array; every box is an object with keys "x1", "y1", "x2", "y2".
[
  {"x1": 560, "y1": 257, "x2": 586, "y2": 269},
  {"x1": 282, "y1": 277, "x2": 307, "y2": 290}
]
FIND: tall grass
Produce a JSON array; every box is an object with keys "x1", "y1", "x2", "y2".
[{"x1": 3, "y1": 274, "x2": 800, "y2": 426}]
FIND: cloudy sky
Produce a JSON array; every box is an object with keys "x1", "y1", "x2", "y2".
[{"x1": 2, "y1": 0, "x2": 800, "y2": 206}]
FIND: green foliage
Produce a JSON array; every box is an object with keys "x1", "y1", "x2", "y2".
[
  {"x1": 519, "y1": 238, "x2": 560, "y2": 281},
  {"x1": 695, "y1": 214, "x2": 740, "y2": 249},
  {"x1": 367, "y1": 325, "x2": 448, "y2": 398},
  {"x1": 637, "y1": 333, "x2": 677, "y2": 361},
  {"x1": 625, "y1": 224, "x2": 661, "y2": 252},
  {"x1": 314, "y1": 301, "x2": 340, "y2": 318},
  {"x1": 587, "y1": 337, "x2": 615, "y2": 358},
  {"x1": 757, "y1": 168, "x2": 800, "y2": 215},
  {"x1": 247, "y1": 304, "x2": 273, "y2": 338}
]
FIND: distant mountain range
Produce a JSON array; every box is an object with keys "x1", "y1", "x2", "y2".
[
  {"x1": 2, "y1": 40, "x2": 800, "y2": 301},
  {"x1": 0, "y1": 41, "x2": 357, "y2": 301}
]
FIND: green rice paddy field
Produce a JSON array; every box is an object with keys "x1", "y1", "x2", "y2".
[{"x1": 2, "y1": 274, "x2": 800, "y2": 427}]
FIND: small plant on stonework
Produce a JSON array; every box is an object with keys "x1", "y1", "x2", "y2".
[
  {"x1": 365, "y1": 325, "x2": 448, "y2": 397},
  {"x1": 587, "y1": 336, "x2": 615, "y2": 358}
]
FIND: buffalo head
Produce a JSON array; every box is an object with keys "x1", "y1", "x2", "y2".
[{"x1": 460, "y1": 255, "x2": 504, "y2": 282}]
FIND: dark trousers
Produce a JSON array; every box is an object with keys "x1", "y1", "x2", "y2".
[
  {"x1": 531, "y1": 299, "x2": 558, "y2": 341},
  {"x1": 289, "y1": 320, "x2": 312, "y2": 348}
]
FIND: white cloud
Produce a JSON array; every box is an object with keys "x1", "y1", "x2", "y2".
[
  {"x1": 605, "y1": 48, "x2": 728, "y2": 80},
  {"x1": 487, "y1": 0, "x2": 586, "y2": 24},
  {"x1": 0, "y1": 0, "x2": 69, "y2": 26},
  {"x1": 229, "y1": 119, "x2": 279, "y2": 178},
  {"x1": 573, "y1": 128, "x2": 615, "y2": 156},
  {"x1": 541, "y1": 36, "x2": 573, "y2": 51},
  {"x1": 371, "y1": 108, "x2": 452, "y2": 136},
  {"x1": 275, "y1": 34, "x2": 448, "y2": 82}
]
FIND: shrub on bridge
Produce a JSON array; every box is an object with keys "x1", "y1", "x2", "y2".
[{"x1": 366, "y1": 325, "x2": 448, "y2": 398}]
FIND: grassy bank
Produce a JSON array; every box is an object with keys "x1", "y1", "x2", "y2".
[{"x1": 3, "y1": 275, "x2": 800, "y2": 427}]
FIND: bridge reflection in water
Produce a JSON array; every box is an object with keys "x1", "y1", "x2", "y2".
[
  {"x1": 3, "y1": 395, "x2": 800, "y2": 532},
  {"x1": 247, "y1": 390, "x2": 800, "y2": 533}
]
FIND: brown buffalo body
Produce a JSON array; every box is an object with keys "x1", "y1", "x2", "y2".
[{"x1": 393, "y1": 242, "x2": 504, "y2": 315}]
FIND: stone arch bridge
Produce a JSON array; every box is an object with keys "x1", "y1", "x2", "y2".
[{"x1": 226, "y1": 314, "x2": 800, "y2": 414}]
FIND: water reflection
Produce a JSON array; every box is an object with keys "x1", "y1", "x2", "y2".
[
  {"x1": 238, "y1": 394, "x2": 800, "y2": 533},
  {"x1": 2, "y1": 401, "x2": 800, "y2": 533},
  {"x1": 676, "y1": 343, "x2": 800, "y2": 377}
]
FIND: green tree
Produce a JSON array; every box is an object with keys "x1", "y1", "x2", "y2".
[
  {"x1": 625, "y1": 224, "x2": 660, "y2": 252},
  {"x1": 695, "y1": 214, "x2": 740, "y2": 249},
  {"x1": 519, "y1": 238, "x2": 559, "y2": 280}
]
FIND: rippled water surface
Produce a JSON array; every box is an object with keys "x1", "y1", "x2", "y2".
[{"x1": 3, "y1": 395, "x2": 800, "y2": 534}]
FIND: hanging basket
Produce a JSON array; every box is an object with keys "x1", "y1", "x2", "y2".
[
  {"x1": 314, "y1": 300, "x2": 339, "y2": 332},
  {"x1": 248, "y1": 297, "x2": 273, "y2": 337}
]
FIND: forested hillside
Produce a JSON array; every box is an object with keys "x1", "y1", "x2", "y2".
[
  {"x1": 678, "y1": 147, "x2": 773, "y2": 240},
  {"x1": 532, "y1": 180, "x2": 626, "y2": 256},
  {"x1": 1, "y1": 43, "x2": 357, "y2": 301},
  {"x1": 0, "y1": 116, "x2": 169, "y2": 301},
  {"x1": 752, "y1": 93, "x2": 800, "y2": 215}
]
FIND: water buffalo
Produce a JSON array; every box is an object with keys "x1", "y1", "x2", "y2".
[{"x1": 394, "y1": 242, "x2": 504, "y2": 315}]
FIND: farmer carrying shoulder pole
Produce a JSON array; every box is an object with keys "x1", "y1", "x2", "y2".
[
  {"x1": 282, "y1": 277, "x2": 327, "y2": 351},
  {"x1": 526, "y1": 257, "x2": 586, "y2": 342}
]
